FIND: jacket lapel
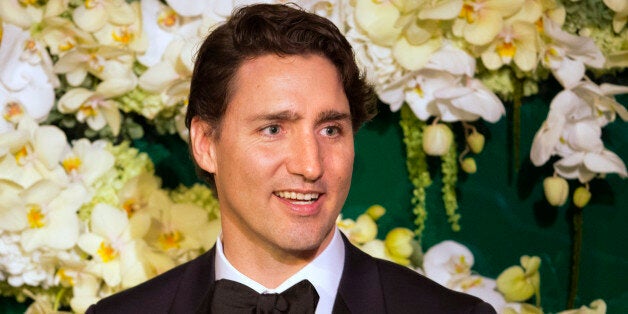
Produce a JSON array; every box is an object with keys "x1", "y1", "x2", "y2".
[
  {"x1": 169, "y1": 246, "x2": 216, "y2": 313},
  {"x1": 333, "y1": 234, "x2": 386, "y2": 313}
]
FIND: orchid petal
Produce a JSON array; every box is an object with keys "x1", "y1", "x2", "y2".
[
  {"x1": 58, "y1": 88, "x2": 93, "y2": 113},
  {"x1": 464, "y1": 10, "x2": 502, "y2": 46},
  {"x1": 73, "y1": 4, "x2": 107, "y2": 33},
  {"x1": 165, "y1": 0, "x2": 211, "y2": 17},
  {"x1": 33, "y1": 126, "x2": 67, "y2": 170},
  {"x1": 553, "y1": 57, "x2": 585, "y2": 89},
  {"x1": 355, "y1": 0, "x2": 402, "y2": 47},
  {"x1": 584, "y1": 150, "x2": 628, "y2": 177},
  {"x1": 393, "y1": 37, "x2": 441, "y2": 71},
  {"x1": 418, "y1": 0, "x2": 463, "y2": 20},
  {"x1": 90, "y1": 203, "x2": 128, "y2": 239}
]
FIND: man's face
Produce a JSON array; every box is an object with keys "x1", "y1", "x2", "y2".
[{"x1": 197, "y1": 54, "x2": 354, "y2": 256}]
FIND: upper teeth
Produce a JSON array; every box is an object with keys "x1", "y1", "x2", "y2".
[{"x1": 276, "y1": 191, "x2": 319, "y2": 201}]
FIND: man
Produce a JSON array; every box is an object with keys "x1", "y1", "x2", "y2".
[{"x1": 86, "y1": 4, "x2": 496, "y2": 313}]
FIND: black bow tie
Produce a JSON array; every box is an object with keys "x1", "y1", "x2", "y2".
[{"x1": 209, "y1": 279, "x2": 319, "y2": 314}]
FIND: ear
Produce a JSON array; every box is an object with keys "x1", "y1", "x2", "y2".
[{"x1": 189, "y1": 117, "x2": 217, "y2": 174}]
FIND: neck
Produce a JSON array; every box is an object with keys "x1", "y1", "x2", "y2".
[{"x1": 220, "y1": 219, "x2": 335, "y2": 289}]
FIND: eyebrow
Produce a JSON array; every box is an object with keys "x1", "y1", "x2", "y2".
[{"x1": 249, "y1": 109, "x2": 351, "y2": 125}]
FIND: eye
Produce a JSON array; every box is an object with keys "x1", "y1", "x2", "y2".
[
  {"x1": 321, "y1": 125, "x2": 341, "y2": 137},
  {"x1": 261, "y1": 125, "x2": 282, "y2": 136}
]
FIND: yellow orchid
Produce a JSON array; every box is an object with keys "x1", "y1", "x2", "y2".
[
  {"x1": 57, "y1": 88, "x2": 123, "y2": 136},
  {"x1": 496, "y1": 255, "x2": 541, "y2": 302},
  {"x1": 337, "y1": 213, "x2": 378, "y2": 244},
  {"x1": 558, "y1": 299, "x2": 606, "y2": 314},
  {"x1": 480, "y1": 20, "x2": 538, "y2": 71},
  {"x1": 453, "y1": 0, "x2": 525, "y2": 46},
  {"x1": 384, "y1": 227, "x2": 415, "y2": 266},
  {"x1": 603, "y1": 0, "x2": 628, "y2": 33}
]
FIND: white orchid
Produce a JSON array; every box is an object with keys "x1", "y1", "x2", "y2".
[
  {"x1": 38, "y1": 16, "x2": 96, "y2": 57},
  {"x1": 53, "y1": 46, "x2": 134, "y2": 88},
  {"x1": 20, "y1": 182, "x2": 90, "y2": 252},
  {"x1": 0, "y1": 0, "x2": 45, "y2": 29},
  {"x1": 57, "y1": 88, "x2": 123, "y2": 136},
  {"x1": 530, "y1": 81, "x2": 628, "y2": 182},
  {"x1": 60, "y1": 138, "x2": 115, "y2": 187},
  {"x1": 78, "y1": 203, "x2": 149, "y2": 288},
  {"x1": 137, "y1": 0, "x2": 188, "y2": 67},
  {"x1": 72, "y1": 0, "x2": 137, "y2": 34},
  {"x1": 0, "y1": 23, "x2": 58, "y2": 132},
  {"x1": 541, "y1": 17, "x2": 605, "y2": 89},
  {"x1": 0, "y1": 116, "x2": 68, "y2": 188}
]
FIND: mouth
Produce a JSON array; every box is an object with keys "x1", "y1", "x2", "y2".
[{"x1": 273, "y1": 191, "x2": 320, "y2": 205}]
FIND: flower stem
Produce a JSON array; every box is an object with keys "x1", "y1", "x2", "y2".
[
  {"x1": 511, "y1": 71, "x2": 523, "y2": 175},
  {"x1": 568, "y1": 206, "x2": 583, "y2": 309}
]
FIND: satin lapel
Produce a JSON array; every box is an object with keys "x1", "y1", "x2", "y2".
[
  {"x1": 333, "y1": 233, "x2": 386, "y2": 313},
  {"x1": 170, "y1": 246, "x2": 216, "y2": 313}
]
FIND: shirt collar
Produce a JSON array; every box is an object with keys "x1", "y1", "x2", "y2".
[{"x1": 215, "y1": 228, "x2": 345, "y2": 313}]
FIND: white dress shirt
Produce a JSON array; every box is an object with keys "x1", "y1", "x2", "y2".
[{"x1": 215, "y1": 228, "x2": 345, "y2": 314}]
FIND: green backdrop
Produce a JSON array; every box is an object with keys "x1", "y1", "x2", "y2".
[{"x1": 2, "y1": 92, "x2": 626, "y2": 313}]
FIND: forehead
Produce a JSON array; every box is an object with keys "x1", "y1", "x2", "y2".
[{"x1": 225, "y1": 53, "x2": 349, "y2": 117}]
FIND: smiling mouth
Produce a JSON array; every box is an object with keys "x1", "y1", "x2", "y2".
[{"x1": 274, "y1": 191, "x2": 320, "y2": 204}]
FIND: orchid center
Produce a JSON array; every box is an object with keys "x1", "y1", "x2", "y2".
[
  {"x1": 112, "y1": 27, "x2": 133, "y2": 45},
  {"x1": 85, "y1": 0, "x2": 101, "y2": 10},
  {"x1": 62, "y1": 156, "x2": 82, "y2": 173},
  {"x1": 14, "y1": 146, "x2": 29, "y2": 165},
  {"x1": 459, "y1": 3, "x2": 477, "y2": 24},
  {"x1": 460, "y1": 276, "x2": 483, "y2": 290},
  {"x1": 79, "y1": 103, "x2": 98, "y2": 118},
  {"x1": 4, "y1": 102, "x2": 24, "y2": 122},
  {"x1": 59, "y1": 37, "x2": 76, "y2": 52},
  {"x1": 122, "y1": 199, "x2": 140, "y2": 217},
  {"x1": 57, "y1": 268, "x2": 75, "y2": 286},
  {"x1": 27, "y1": 205, "x2": 46, "y2": 229},
  {"x1": 19, "y1": 0, "x2": 37, "y2": 7},
  {"x1": 158, "y1": 8, "x2": 178, "y2": 29},
  {"x1": 454, "y1": 255, "x2": 470, "y2": 274},
  {"x1": 159, "y1": 230, "x2": 183, "y2": 250},
  {"x1": 88, "y1": 53, "x2": 105, "y2": 73},
  {"x1": 497, "y1": 41, "x2": 516, "y2": 61},
  {"x1": 97, "y1": 241, "x2": 118, "y2": 263}
]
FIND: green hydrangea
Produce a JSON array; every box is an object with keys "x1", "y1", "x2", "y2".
[
  {"x1": 116, "y1": 88, "x2": 165, "y2": 120},
  {"x1": 78, "y1": 141, "x2": 154, "y2": 220}
]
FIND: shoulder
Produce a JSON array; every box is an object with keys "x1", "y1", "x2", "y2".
[
  {"x1": 86, "y1": 249, "x2": 215, "y2": 314},
  {"x1": 374, "y1": 258, "x2": 496, "y2": 314}
]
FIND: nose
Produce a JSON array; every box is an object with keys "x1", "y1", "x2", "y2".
[{"x1": 286, "y1": 132, "x2": 324, "y2": 182}]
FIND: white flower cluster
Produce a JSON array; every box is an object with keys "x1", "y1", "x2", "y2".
[{"x1": 0, "y1": 110, "x2": 220, "y2": 313}]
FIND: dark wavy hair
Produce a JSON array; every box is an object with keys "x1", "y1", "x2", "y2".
[{"x1": 185, "y1": 3, "x2": 377, "y2": 187}]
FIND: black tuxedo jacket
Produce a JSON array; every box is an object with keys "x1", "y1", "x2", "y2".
[{"x1": 86, "y1": 234, "x2": 496, "y2": 313}]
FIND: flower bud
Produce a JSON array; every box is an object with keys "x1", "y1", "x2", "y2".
[
  {"x1": 366, "y1": 204, "x2": 386, "y2": 221},
  {"x1": 423, "y1": 123, "x2": 453, "y2": 156},
  {"x1": 466, "y1": 131, "x2": 485, "y2": 154},
  {"x1": 543, "y1": 176, "x2": 569, "y2": 207},
  {"x1": 573, "y1": 186, "x2": 592, "y2": 208},
  {"x1": 461, "y1": 157, "x2": 477, "y2": 174}
]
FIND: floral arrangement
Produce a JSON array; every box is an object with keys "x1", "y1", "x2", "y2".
[
  {"x1": 338, "y1": 205, "x2": 606, "y2": 314},
  {"x1": 1, "y1": 0, "x2": 627, "y2": 313}
]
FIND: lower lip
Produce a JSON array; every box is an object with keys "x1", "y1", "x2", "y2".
[{"x1": 274, "y1": 194, "x2": 324, "y2": 216}]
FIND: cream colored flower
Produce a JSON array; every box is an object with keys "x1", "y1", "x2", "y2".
[
  {"x1": 20, "y1": 182, "x2": 89, "y2": 252},
  {"x1": 453, "y1": 0, "x2": 525, "y2": 46},
  {"x1": 0, "y1": 0, "x2": 44, "y2": 29},
  {"x1": 480, "y1": 20, "x2": 538, "y2": 71},
  {"x1": 0, "y1": 116, "x2": 68, "y2": 188},
  {"x1": 137, "y1": 0, "x2": 187, "y2": 67},
  {"x1": 384, "y1": 228, "x2": 414, "y2": 266},
  {"x1": 57, "y1": 88, "x2": 122, "y2": 136},
  {"x1": 78, "y1": 203, "x2": 149, "y2": 288},
  {"x1": 88, "y1": 1, "x2": 148, "y2": 53},
  {"x1": 60, "y1": 138, "x2": 115, "y2": 186},
  {"x1": 53, "y1": 46, "x2": 134, "y2": 88},
  {"x1": 37, "y1": 17, "x2": 96, "y2": 57},
  {"x1": 603, "y1": 0, "x2": 628, "y2": 33},
  {"x1": 72, "y1": 0, "x2": 136, "y2": 33}
]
